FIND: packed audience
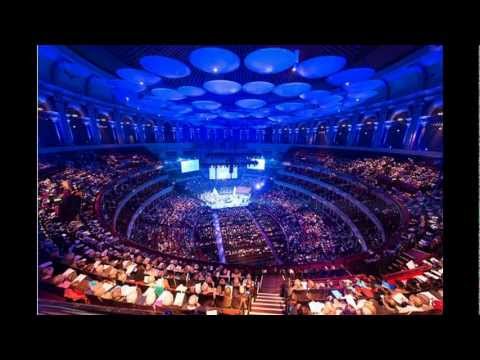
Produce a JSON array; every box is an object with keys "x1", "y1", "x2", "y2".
[{"x1": 38, "y1": 148, "x2": 443, "y2": 315}]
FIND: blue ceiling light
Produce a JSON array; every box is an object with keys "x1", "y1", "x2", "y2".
[
  {"x1": 151, "y1": 88, "x2": 186, "y2": 101},
  {"x1": 346, "y1": 90, "x2": 378, "y2": 101},
  {"x1": 268, "y1": 115, "x2": 294, "y2": 123},
  {"x1": 273, "y1": 82, "x2": 312, "y2": 97},
  {"x1": 275, "y1": 102, "x2": 305, "y2": 112},
  {"x1": 203, "y1": 80, "x2": 242, "y2": 95},
  {"x1": 140, "y1": 55, "x2": 191, "y2": 79},
  {"x1": 295, "y1": 109, "x2": 320, "y2": 118},
  {"x1": 318, "y1": 94, "x2": 344, "y2": 107},
  {"x1": 116, "y1": 68, "x2": 161, "y2": 86},
  {"x1": 192, "y1": 100, "x2": 222, "y2": 110},
  {"x1": 244, "y1": 48, "x2": 297, "y2": 74},
  {"x1": 177, "y1": 86, "x2": 206, "y2": 97},
  {"x1": 297, "y1": 55, "x2": 347, "y2": 79},
  {"x1": 196, "y1": 113, "x2": 219, "y2": 120},
  {"x1": 242, "y1": 81, "x2": 275, "y2": 95},
  {"x1": 167, "y1": 104, "x2": 193, "y2": 114},
  {"x1": 235, "y1": 99, "x2": 266, "y2": 109},
  {"x1": 109, "y1": 79, "x2": 146, "y2": 92},
  {"x1": 327, "y1": 67, "x2": 375, "y2": 87},
  {"x1": 220, "y1": 111, "x2": 243, "y2": 119},
  {"x1": 189, "y1": 47, "x2": 240, "y2": 74},
  {"x1": 344, "y1": 79, "x2": 385, "y2": 92},
  {"x1": 299, "y1": 90, "x2": 332, "y2": 103}
]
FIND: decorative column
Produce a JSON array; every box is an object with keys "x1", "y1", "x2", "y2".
[
  {"x1": 85, "y1": 105, "x2": 101, "y2": 145},
  {"x1": 327, "y1": 124, "x2": 337, "y2": 145},
  {"x1": 402, "y1": 100, "x2": 424, "y2": 150},
  {"x1": 175, "y1": 124, "x2": 183, "y2": 143},
  {"x1": 372, "y1": 108, "x2": 388, "y2": 148},
  {"x1": 347, "y1": 121, "x2": 360, "y2": 146},
  {"x1": 306, "y1": 128, "x2": 313, "y2": 145},
  {"x1": 412, "y1": 120, "x2": 429, "y2": 151},
  {"x1": 111, "y1": 110, "x2": 125, "y2": 144},
  {"x1": 52, "y1": 95, "x2": 74, "y2": 146}
]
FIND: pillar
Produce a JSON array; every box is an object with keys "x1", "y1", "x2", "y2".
[
  {"x1": 402, "y1": 101, "x2": 424, "y2": 150},
  {"x1": 52, "y1": 96, "x2": 74, "y2": 146}
]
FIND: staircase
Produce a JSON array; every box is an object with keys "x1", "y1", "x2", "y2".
[{"x1": 250, "y1": 274, "x2": 286, "y2": 315}]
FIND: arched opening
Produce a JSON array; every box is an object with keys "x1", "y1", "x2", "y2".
[
  {"x1": 182, "y1": 125, "x2": 191, "y2": 142},
  {"x1": 214, "y1": 128, "x2": 223, "y2": 142},
  {"x1": 240, "y1": 128, "x2": 248, "y2": 142},
  {"x1": 122, "y1": 116, "x2": 137, "y2": 144},
  {"x1": 386, "y1": 111, "x2": 409, "y2": 149},
  {"x1": 280, "y1": 128, "x2": 289, "y2": 143},
  {"x1": 358, "y1": 116, "x2": 376, "y2": 147},
  {"x1": 264, "y1": 127, "x2": 273, "y2": 143},
  {"x1": 144, "y1": 120, "x2": 156, "y2": 143},
  {"x1": 66, "y1": 106, "x2": 90, "y2": 145},
  {"x1": 207, "y1": 128, "x2": 215, "y2": 142},
  {"x1": 97, "y1": 113, "x2": 115, "y2": 144},
  {"x1": 163, "y1": 122, "x2": 174, "y2": 143},
  {"x1": 335, "y1": 121, "x2": 349, "y2": 145},
  {"x1": 249, "y1": 128, "x2": 257, "y2": 142},
  {"x1": 297, "y1": 126, "x2": 307, "y2": 144},
  {"x1": 315, "y1": 123, "x2": 327, "y2": 145},
  {"x1": 38, "y1": 99, "x2": 61, "y2": 147},
  {"x1": 420, "y1": 105, "x2": 443, "y2": 152}
]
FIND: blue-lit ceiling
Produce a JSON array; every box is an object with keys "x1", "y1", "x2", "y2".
[{"x1": 39, "y1": 44, "x2": 442, "y2": 127}]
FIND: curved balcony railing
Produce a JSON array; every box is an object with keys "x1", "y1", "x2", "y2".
[{"x1": 273, "y1": 180, "x2": 367, "y2": 252}]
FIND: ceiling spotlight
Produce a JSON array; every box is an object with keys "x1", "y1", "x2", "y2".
[
  {"x1": 139, "y1": 81, "x2": 145, "y2": 86},
  {"x1": 213, "y1": 67, "x2": 219, "y2": 73},
  {"x1": 126, "y1": 97, "x2": 130, "y2": 101},
  {"x1": 345, "y1": 82, "x2": 350, "y2": 86},
  {"x1": 292, "y1": 66, "x2": 297, "y2": 72},
  {"x1": 355, "y1": 98, "x2": 360, "y2": 102}
]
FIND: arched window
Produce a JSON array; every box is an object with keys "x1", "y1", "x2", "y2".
[
  {"x1": 162, "y1": 122, "x2": 173, "y2": 143},
  {"x1": 38, "y1": 99, "x2": 61, "y2": 147},
  {"x1": 386, "y1": 111, "x2": 409, "y2": 149},
  {"x1": 97, "y1": 113, "x2": 115, "y2": 144},
  {"x1": 419, "y1": 105, "x2": 443, "y2": 151},
  {"x1": 66, "y1": 107, "x2": 90, "y2": 145},
  {"x1": 358, "y1": 116, "x2": 376, "y2": 147},
  {"x1": 122, "y1": 116, "x2": 137, "y2": 144},
  {"x1": 182, "y1": 125, "x2": 191, "y2": 142},
  {"x1": 279, "y1": 128, "x2": 288, "y2": 143},
  {"x1": 316, "y1": 123, "x2": 327, "y2": 145},
  {"x1": 297, "y1": 126, "x2": 307, "y2": 144},
  {"x1": 335, "y1": 121, "x2": 349, "y2": 145},
  {"x1": 144, "y1": 120, "x2": 156, "y2": 143},
  {"x1": 264, "y1": 127, "x2": 273, "y2": 143}
]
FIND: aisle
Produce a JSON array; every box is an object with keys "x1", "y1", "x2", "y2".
[{"x1": 212, "y1": 212, "x2": 226, "y2": 264}]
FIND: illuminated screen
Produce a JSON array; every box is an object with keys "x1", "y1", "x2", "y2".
[
  {"x1": 180, "y1": 159, "x2": 199, "y2": 173},
  {"x1": 217, "y1": 166, "x2": 230, "y2": 180},
  {"x1": 247, "y1": 157, "x2": 265, "y2": 171},
  {"x1": 209, "y1": 165, "x2": 216, "y2": 179},
  {"x1": 209, "y1": 165, "x2": 238, "y2": 179}
]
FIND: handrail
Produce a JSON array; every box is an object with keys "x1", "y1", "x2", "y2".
[
  {"x1": 126, "y1": 186, "x2": 174, "y2": 239},
  {"x1": 285, "y1": 162, "x2": 408, "y2": 226},
  {"x1": 273, "y1": 180, "x2": 368, "y2": 252},
  {"x1": 113, "y1": 175, "x2": 169, "y2": 233},
  {"x1": 278, "y1": 170, "x2": 386, "y2": 245}
]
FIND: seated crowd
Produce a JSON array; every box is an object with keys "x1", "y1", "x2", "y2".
[{"x1": 286, "y1": 254, "x2": 443, "y2": 315}]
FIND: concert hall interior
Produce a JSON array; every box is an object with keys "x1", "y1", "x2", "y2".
[{"x1": 37, "y1": 44, "x2": 443, "y2": 315}]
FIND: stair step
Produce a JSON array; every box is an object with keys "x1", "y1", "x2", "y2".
[
  {"x1": 254, "y1": 298, "x2": 285, "y2": 304},
  {"x1": 250, "y1": 306, "x2": 284, "y2": 314},
  {"x1": 249, "y1": 311, "x2": 283, "y2": 315},
  {"x1": 257, "y1": 292, "x2": 283, "y2": 297}
]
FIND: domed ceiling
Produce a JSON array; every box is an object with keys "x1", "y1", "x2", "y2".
[{"x1": 40, "y1": 44, "x2": 439, "y2": 127}]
